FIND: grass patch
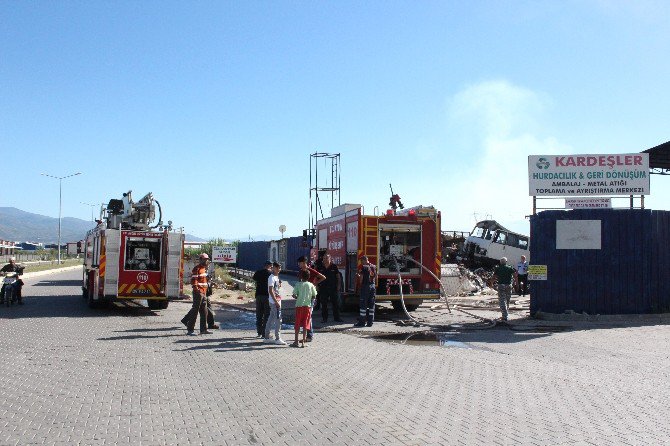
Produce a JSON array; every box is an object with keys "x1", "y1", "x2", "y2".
[{"x1": 22, "y1": 258, "x2": 83, "y2": 273}]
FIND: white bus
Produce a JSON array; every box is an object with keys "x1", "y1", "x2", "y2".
[{"x1": 461, "y1": 220, "x2": 529, "y2": 268}]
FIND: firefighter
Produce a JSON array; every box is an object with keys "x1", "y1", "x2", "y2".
[
  {"x1": 182, "y1": 253, "x2": 213, "y2": 335},
  {"x1": 354, "y1": 255, "x2": 376, "y2": 327},
  {"x1": 181, "y1": 256, "x2": 219, "y2": 330}
]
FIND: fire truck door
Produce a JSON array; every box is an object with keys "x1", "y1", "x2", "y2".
[
  {"x1": 346, "y1": 254, "x2": 357, "y2": 292},
  {"x1": 162, "y1": 232, "x2": 183, "y2": 298}
]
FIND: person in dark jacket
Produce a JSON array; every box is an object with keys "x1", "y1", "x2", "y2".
[
  {"x1": 317, "y1": 254, "x2": 342, "y2": 323},
  {"x1": 252, "y1": 261, "x2": 272, "y2": 337},
  {"x1": 494, "y1": 257, "x2": 516, "y2": 321}
]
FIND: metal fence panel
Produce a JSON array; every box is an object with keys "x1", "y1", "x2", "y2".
[
  {"x1": 237, "y1": 241, "x2": 270, "y2": 272},
  {"x1": 530, "y1": 209, "x2": 669, "y2": 315}
]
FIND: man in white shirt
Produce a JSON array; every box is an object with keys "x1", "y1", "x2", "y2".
[
  {"x1": 264, "y1": 262, "x2": 286, "y2": 345},
  {"x1": 516, "y1": 255, "x2": 529, "y2": 296}
]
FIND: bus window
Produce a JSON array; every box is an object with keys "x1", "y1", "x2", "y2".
[
  {"x1": 472, "y1": 226, "x2": 485, "y2": 238},
  {"x1": 493, "y1": 231, "x2": 507, "y2": 245}
]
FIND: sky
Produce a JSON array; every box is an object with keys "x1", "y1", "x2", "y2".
[{"x1": 2, "y1": 0, "x2": 669, "y2": 241}]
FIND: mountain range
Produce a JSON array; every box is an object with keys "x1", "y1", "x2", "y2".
[{"x1": 0, "y1": 207, "x2": 205, "y2": 243}]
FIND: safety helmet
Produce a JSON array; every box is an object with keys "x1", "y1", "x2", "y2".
[{"x1": 199, "y1": 253, "x2": 210, "y2": 260}]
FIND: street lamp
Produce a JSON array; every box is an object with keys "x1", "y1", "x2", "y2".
[
  {"x1": 81, "y1": 202, "x2": 99, "y2": 222},
  {"x1": 41, "y1": 172, "x2": 82, "y2": 263}
]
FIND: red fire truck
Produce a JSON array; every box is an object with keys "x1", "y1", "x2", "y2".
[
  {"x1": 82, "y1": 191, "x2": 185, "y2": 309},
  {"x1": 313, "y1": 203, "x2": 442, "y2": 311}
]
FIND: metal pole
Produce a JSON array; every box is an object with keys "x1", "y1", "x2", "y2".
[
  {"x1": 641, "y1": 195, "x2": 645, "y2": 209},
  {"x1": 630, "y1": 195, "x2": 634, "y2": 209},
  {"x1": 58, "y1": 179, "x2": 62, "y2": 264},
  {"x1": 41, "y1": 172, "x2": 81, "y2": 264}
]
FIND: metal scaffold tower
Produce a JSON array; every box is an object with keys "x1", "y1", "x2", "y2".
[{"x1": 309, "y1": 152, "x2": 341, "y2": 232}]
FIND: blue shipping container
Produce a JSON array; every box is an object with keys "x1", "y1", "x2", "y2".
[
  {"x1": 530, "y1": 209, "x2": 670, "y2": 315},
  {"x1": 284, "y1": 236, "x2": 311, "y2": 274},
  {"x1": 237, "y1": 241, "x2": 270, "y2": 272}
]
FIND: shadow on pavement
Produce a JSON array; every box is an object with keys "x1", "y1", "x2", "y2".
[
  {"x1": 0, "y1": 294, "x2": 161, "y2": 319},
  {"x1": 31, "y1": 280, "x2": 82, "y2": 287},
  {"x1": 117, "y1": 326, "x2": 183, "y2": 333},
  {"x1": 173, "y1": 335, "x2": 274, "y2": 352},
  {"x1": 97, "y1": 332, "x2": 185, "y2": 341}
]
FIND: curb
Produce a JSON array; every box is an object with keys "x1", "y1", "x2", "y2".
[
  {"x1": 216, "y1": 302, "x2": 255, "y2": 313},
  {"x1": 535, "y1": 310, "x2": 670, "y2": 323}
]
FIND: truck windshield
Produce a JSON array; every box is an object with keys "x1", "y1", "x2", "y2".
[{"x1": 125, "y1": 238, "x2": 161, "y2": 271}]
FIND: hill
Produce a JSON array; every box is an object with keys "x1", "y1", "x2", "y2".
[{"x1": 0, "y1": 207, "x2": 204, "y2": 243}]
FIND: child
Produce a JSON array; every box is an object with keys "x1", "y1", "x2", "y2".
[{"x1": 291, "y1": 269, "x2": 317, "y2": 347}]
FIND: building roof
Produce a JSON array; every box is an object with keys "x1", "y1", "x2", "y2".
[{"x1": 643, "y1": 141, "x2": 670, "y2": 170}]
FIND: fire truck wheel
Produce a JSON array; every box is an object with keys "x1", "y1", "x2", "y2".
[
  {"x1": 158, "y1": 300, "x2": 169, "y2": 310},
  {"x1": 405, "y1": 303, "x2": 421, "y2": 312},
  {"x1": 147, "y1": 300, "x2": 160, "y2": 310},
  {"x1": 391, "y1": 300, "x2": 422, "y2": 312},
  {"x1": 88, "y1": 289, "x2": 102, "y2": 309}
]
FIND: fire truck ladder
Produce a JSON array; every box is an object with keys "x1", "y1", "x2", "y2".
[
  {"x1": 103, "y1": 230, "x2": 121, "y2": 297},
  {"x1": 165, "y1": 233, "x2": 183, "y2": 298},
  {"x1": 362, "y1": 216, "x2": 379, "y2": 260}
]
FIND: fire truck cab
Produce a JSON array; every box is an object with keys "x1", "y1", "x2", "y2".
[
  {"x1": 82, "y1": 191, "x2": 185, "y2": 309},
  {"x1": 313, "y1": 204, "x2": 442, "y2": 311}
]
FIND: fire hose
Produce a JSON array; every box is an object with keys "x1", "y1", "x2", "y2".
[{"x1": 390, "y1": 255, "x2": 499, "y2": 330}]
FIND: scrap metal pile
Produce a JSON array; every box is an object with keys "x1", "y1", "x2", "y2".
[{"x1": 440, "y1": 264, "x2": 497, "y2": 296}]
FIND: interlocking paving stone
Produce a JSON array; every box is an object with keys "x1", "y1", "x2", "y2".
[{"x1": 1, "y1": 269, "x2": 670, "y2": 445}]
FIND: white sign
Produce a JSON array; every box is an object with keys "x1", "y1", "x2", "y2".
[
  {"x1": 346, "y1": 222, "x2": 358, "y2": 252},
  {"x1": 212, "y1": 246, "x2": 237, "y2": 263},
  {"x1": 565, "y1": 198, "x2": 612, "y2": 209},
  {"x1": 528, "y1": 153, "x2": 649, "y2": 196},
  {"x1": 556, "y1": 220, "x2": 601, "y2": 250},
  {"x1": 389, "y1": 245, "x2": 404, "y2": 256}
]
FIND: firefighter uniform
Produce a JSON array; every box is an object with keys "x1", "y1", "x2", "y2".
[
  {"x1": 357, "y1": 263, "x2": 376, "y2": 326},
  {"x1": 181, "y1": 295, "x2": 217, "y2": 329},
  {"x1": 184, "y1": 263, "x2": 209, "y2": 333}
]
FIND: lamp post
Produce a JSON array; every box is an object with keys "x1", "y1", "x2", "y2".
[
  {"x1": 41, "y1": 172, "x2": 82, "y2": 263},
  {"x1": 81, "y1": 202, "x2": 99, "y2": 222}
]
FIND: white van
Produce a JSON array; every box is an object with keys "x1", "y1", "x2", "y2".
[{"x1": 461, "y1": 220, "x2": 530, "y2": 268}]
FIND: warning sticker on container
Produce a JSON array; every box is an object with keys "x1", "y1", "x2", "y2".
[{"x1": 528, "y1": 265, "x2": 547, "y2": 280}]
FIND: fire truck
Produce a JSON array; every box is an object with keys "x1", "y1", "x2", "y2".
[
  {"x1": 82, "y1": 191, "x2": 185, "y2": 309},
  {"x1": 312, "y1": 203, "x2": 442, "y2": 311}
]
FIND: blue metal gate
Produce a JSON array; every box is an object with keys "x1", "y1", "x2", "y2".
[{"x1": 530, "y1": 209, "x2": 670, "y2": 315}]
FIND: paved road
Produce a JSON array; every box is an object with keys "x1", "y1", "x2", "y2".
[{"x1": 1, "y1": 269, "x2": 669, "y2": 445}]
